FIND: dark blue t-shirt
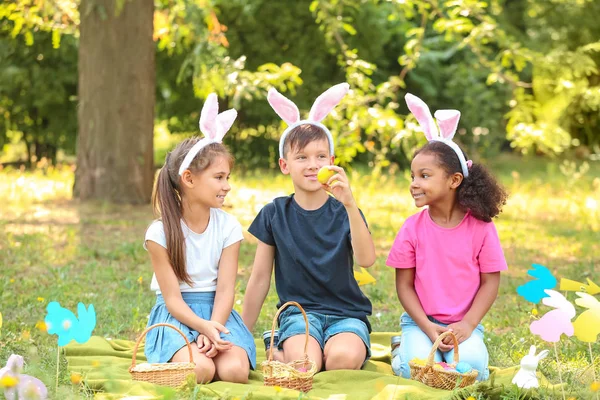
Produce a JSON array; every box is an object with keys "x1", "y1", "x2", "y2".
[{"x1": 248, "y1": 194, "x2": 372, "y2": 331}]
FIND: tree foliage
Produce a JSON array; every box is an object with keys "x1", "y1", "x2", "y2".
[
  {"x1": 0, "y1": 27, "x2": 77, "y2": 164},
  {"x1": 1, "y1": 0, "x2": 599, "y2": 170}
]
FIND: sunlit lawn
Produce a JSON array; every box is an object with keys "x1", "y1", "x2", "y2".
[{"x1": 0, "y1": 154, "x2": 599, "y2": 399}]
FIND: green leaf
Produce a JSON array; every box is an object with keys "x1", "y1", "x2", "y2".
[
  {"x1": 52, "y1": 30, "x2": 61, "y2": 49},
  {"x1": 25, "y1": 31, "x2": 34, "y2": 46},
  {"x1": 486, "y1": 73, "x2": 499, "y2": 85},
  {"x1": 342, "y1": 23, "x2": 357, "y2": 36},
  {"x1": 11, "y1": 18, "x2": 23, "y2": 38}
]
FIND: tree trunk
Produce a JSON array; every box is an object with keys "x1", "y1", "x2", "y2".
[{"x1": 74, "y1": 0, "x2": 155, "y2": 204}]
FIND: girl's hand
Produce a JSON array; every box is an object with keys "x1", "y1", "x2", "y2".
[
  {"x1": 445, "y1": 320, "x2": 475, "y2": 345},
  {"x1": 425, "y1": 322, "x2": 453, "y2": 352},
  {"x1": 196, "y1": 334, "x2": 211, "y2": 352},
  {"x1": 196, "y1": 334, "x2": 218, "y2": 358},
  {"x1": 322, "y1": 166, "x2": 356, "y2": 208},
  {"x1": 199, "y1": 320, "x2": 233, "y2": 352}
]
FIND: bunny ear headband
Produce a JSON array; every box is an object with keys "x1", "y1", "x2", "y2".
[
  {"x1": 178, "y1": 93, "x2": 237, "y2": 176},
  {"x1": 268, "y1": 83, "x2": 349, "y2": 158},
  {"x1": 405, "y1": 93, "x2": 471, "y2": 177}
]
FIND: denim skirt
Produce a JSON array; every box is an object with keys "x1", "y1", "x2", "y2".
[{"x1": 144, "y1": 292, "x2": 256, "y2": 369}]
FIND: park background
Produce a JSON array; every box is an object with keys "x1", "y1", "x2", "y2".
[{"x1": 1, "y1": 0, "x2": 599, "y2": 399}]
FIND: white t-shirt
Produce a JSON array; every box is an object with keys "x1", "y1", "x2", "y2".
[{"x1": 144, "y1": 208, "x2": 244, "y2": 294}]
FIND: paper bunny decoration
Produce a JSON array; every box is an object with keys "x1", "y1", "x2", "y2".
[
  {"x1": 517, "y1": 264, "x2": 557, "y2": 304},
  {"x1": 178, "y1": 93, "x2": 237, "y2": 175},
  {"x1": 267, "y1": 83, "x2": 349, "y2": 158},
  {"x1": 572, "y1": 291, "x2": 600, "y2": 342},
  {"x1": 45, "y1": 302, "x2": 96, "y2": 346},
  {"x1": 0, "y1": 354, "x2": 48, "y2": 400},
  {"x1": 404, "y1": 93, "x2": 470, "y2": 177},
  {"x1": 560, "y1": 277, "x2": 600, "y2": 295},
  {"x1": 530, "y1": 289, "x2": 575, "y2": 342},
  {"x1": 512, "y1": 345, "x2": 549, "y2": 389}
]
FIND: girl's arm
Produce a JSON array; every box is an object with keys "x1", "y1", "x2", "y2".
[
  {"x1": 241, "y1": 241, "x2": 275, "y2": 331},
  {"x1": 395, "y1": 268, "x2": 453, "y2": 352},
  {"x1": 147, "y1": 241, "x2": 231, "y2": 348},
  {"x1": 211, "y1": 241, "x2": 241, "y2": 326},
  {"x1": 448, "y1": 272, "x2": 500, "y2": 343}
]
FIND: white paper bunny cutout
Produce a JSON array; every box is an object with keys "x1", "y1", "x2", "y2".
[
  {"x1": 267, "y1": 83, "x2": 349, "y2": 158},
  {"x1": 178, "y1": 93, "x2": 237, "y2": 175},
  {"x1": 512, "y1": 345, "x2": 549, "y2": 389},
  {"x1": 404, "y1": 93, "x2": 471, "y2": 177}
]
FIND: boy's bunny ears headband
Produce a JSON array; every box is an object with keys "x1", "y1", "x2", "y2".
[
  {"x1": 268, "y1": 83, "x2": 349, "y2": 158},
  {"x1": 178, "y1": 93, "x2": 237, "y2": 176},
  {"x1": 405, "y1": 93, "x2": 471, "y2": 178}
]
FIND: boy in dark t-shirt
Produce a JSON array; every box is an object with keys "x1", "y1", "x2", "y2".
[{"x1": 242, "y1": 84, "x2": 376, "y2": 371}]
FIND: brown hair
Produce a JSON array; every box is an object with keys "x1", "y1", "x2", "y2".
[
  {"x1": 282, "y1": 124, "x2": 331, "y2": 158},
  {"x1": 151, "y1": 138, "x2": 233, "y2": 285},
  {"x1": 414, "y1": 141, "x2": 508, "y2": 222}
]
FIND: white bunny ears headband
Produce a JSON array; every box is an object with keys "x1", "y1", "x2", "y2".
[
  {"x1": 268, "y1": 83, "x2": 349, "y2": 158},
  {"x1": 405, "y1": 93, "x2": 471, "y2": 177},
  {"x1": 178, "y1": 93, "x2": 237, "y2": 176}
]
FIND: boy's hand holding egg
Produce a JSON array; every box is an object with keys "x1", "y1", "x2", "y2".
[
  {"x1": 317, "y1": 165, "x2": 356, "y2": 208},
  {"x1": 317, "y1": 166, "x2": 336, "y2": 185}
]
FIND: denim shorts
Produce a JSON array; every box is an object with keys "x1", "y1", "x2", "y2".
[
  {"x1": 277, "y1": 308, "x2": 371, "y2": 360},
  {"x1": 144, "y1": 292, "x2": 256, "y2": 369}
]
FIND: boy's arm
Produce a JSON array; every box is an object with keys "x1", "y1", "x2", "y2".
[
  {"x1": 395, "y1": 268, "x2": 453, "y2": 352},
  {"x1": 211, "y1": 241, "x2": 241, "y2": 326},
  {"x1": 242, "y1": 241, "x2": 275, "y2": 332},
  {"x1": 322, "y1": 165, "x2": 376, "y2": 268},
  {"x1": 447, "y1": 272, "x2": 500, "y2": 344},
  {"x1": 347, "y1": 204, "x2": 376, "y2": 267}
]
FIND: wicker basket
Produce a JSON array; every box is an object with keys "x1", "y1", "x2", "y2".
[
  {"x1": 408, "y1": 331, "x2": 478, "y2": 390},
  {"x1": 129, "y1": 323, "x2": 196, "y2": 387},
  {"x1": 261, "y1": 301, "x2": 318, "y2": 392}
]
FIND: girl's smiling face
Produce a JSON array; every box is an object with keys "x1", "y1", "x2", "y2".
[
  {"x1": 182, "y1": 155, "x2": 232, "y2": 208},
  {"x1": 410, "y1": 152, "x2": 457, "y2": 207}
]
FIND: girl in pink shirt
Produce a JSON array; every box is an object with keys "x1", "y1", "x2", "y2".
[{"x1": 386, "y1": 94, "x2": 508, "y2": 381}]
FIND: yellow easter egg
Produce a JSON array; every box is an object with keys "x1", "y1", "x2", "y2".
[{"x1": 317, "y1": 166, "x2": 335, "y2": 184}]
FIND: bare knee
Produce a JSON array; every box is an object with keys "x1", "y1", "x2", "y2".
[
  {"x1": 324, "y1": 347, "x2": 365, "y2": 371},
  {"x1": 194, "y1": 358, "x2": 216, "y2": 384},
  {"x1": 282, "y1": 335, "x2": 324, "y2": 371},
  {"x1": 217, "y1": 362, "x2": 249, "y2": 384},
  {"x1": 215, "y1": 355, "x2": 250, "y2": 383}
]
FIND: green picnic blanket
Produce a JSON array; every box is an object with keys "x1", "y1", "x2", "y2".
[{"x1": 63, "y1": 333, "x2": 555, "y2": 399}]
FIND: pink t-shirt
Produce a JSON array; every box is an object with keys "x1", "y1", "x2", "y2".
[{"x1": 386, "y1": 209, "x2": 508, "y2": 324}]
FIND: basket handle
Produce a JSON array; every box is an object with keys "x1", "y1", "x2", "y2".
[
  {"x1": 267, "y1": 301, "x2": 310, "y2": 362},
  {"x1": 426, "y1": 330, "x2": 459, "y2": 367},
  {"x1": 130, "y1": 323, "x2": 194, "y2": 369}
]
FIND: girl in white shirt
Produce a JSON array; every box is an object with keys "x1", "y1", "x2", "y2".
[{"x1": 143, "y1": 94, "x2": 255, "y2": 384}]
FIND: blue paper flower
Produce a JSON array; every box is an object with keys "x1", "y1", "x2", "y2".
[
  {"x1": 44, "y1": 302, "x2": 96, "y2": 346},
  {"x1": 516, "y1": 264, "x2": 557, "y2": 304}
]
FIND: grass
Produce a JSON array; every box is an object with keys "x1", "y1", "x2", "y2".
[{"x1": 0, "y1": 154, "x2": 599, "y2": 399}]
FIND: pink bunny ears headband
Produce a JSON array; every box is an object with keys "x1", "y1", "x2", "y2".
[
  {"x1": 268, "y1": 83, "x2": 349, "y2": 158},
  {"x1": 178, "y1": 93, "x2": 237, "y2": 176},
  {"x1": 405, "y1": 93, "x2": 471, "y2": 177}
]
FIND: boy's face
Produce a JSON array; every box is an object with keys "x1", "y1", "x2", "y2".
[{"x1": 279, "y1": 139, "x2": 334, "y2": 193}]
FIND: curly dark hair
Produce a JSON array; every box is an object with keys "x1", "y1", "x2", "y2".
[{"x1": 414, "y1": 141, "x2": 508, "y2": 222}]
